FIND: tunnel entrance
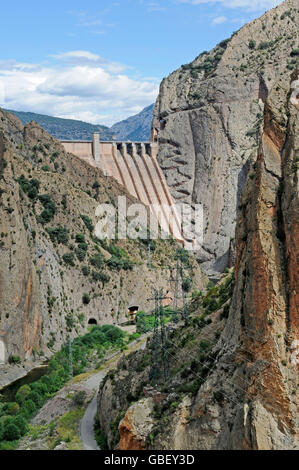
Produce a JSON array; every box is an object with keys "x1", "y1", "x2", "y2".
[
  {"x1": 128, "y1": 306, "x2": 139, "y2": 323},
  {"x1": 88, "y1": 318, "x2": 97, "y2": 325}
]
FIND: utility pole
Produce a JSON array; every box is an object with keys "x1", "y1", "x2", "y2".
[
  {"x1": 179, "y1": 262, "x2": 190, "y2": 324},
  {"x1": 148, "y1": 288, "x2": 170, "y2": 386},
  {"x1": 68, "y1": 336, "x2": 73, "y2": 381},
  {"x1": 169, "y1": 250, "x2": 191, "y2": 324},
  {"x1": 169, "y1": 260, "x2": 180, "y2": 323},
  {"x1": 148, "y1": 243, "x2": 151, "y2": 269},
  {"x1": 116, "y1": 275, "x2": 121, "y2": 324}
]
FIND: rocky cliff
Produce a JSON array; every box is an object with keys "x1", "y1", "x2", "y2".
[
  {"x1": 97, "y1": 70, "x2": 299, "y2": 450},
  {"x1": 0, "y1": 108, "x2": 205, "y2": 373},
  {"x1": 152, "y1": 0, "x2": 298, "y2": 275}
]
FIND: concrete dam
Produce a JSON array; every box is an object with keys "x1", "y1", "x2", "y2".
[{"x1": 61, "y1": 133, "x2": 192, "y2": 246}]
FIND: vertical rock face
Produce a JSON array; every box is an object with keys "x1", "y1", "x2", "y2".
[
  {"x1": 118, "y1": 398, "x2": 154, "y2": 450},
  {"x1": 153, "y1": 0, "x2": 298, "y2": 274},
  {"x1": 226, "y1": 70, "x2": 298, "y2": 449},
  {"x1": 170, "y1": 69, "x2": 299, "y2": 450},
  {"x1": 173, "y1": 70, "x2": 299, "y2": 450},
  {"x1": 97, "y1": 72, "x2": 298, "y2": 450}
]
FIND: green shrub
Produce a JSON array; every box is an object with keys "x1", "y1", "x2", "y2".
[
  {"x1": 23, "y1": 399, "x2": 36, "y2": 416},
  {"x1": 107, "y1": 255, "x2": 133, "y2": 271},
  {"x1": 190, "y1": 92, "x2": 201, "y2": 100},
  {"x1": 220, "y1": 303, "x2": 230, "y2": 320},
  {"x1": 199, "y1": 339, "x2": 210, "y2": 351},
  {"x1": 38, "y1": 194, "x2": 56, "y2": 224},
  {"x1": 248, "y1": 40, "x2": 256, "y2": 49},
  {"x1": 182, "y1": 277, "x2": 192, "y2": 292},
  {"x1": 15, "y1": 385, "x2": 31, "y2": 404},
  {"x1": 8, "y1": 355, "x2": 21, "y2": 364},
  {"x1": 3, "y1": 423, "x2": 21, "y2": 441},
  {"x1": 0, "y1": 158, "x2": 7, "y2": 178},
  {"x1": 82, "y1": 293, "x2": 90, "y2": 305},
  {"x1": 47, "y1": 225, "x2": 69, "y2": 245},
  {"x1": 80, "y1": 214, "x2": 94, "y2": 232},
  {"x1": 91, "y1": 271, "x2": 110, "y2": 284},
  {"x1": 75, "y1": 247, "x2": 87, "y2": 262},
  {"x1": 26, "y1": 391, "x2": 43, "y2": 407},
  {"x1": 66, "y1": 314, "x2": 75, "y2": 329},
  {"x1": 90, "y1": 252, "x2": 104, "y2": 270},
  {"x1": 63, "y1": 252, "x2": 75, "y2": 266},
  {"x1": 17, "y1": 176, "x2": 40, "y2": 199},
  {"x1": 82, "y1": 266, "x2": 90, "y2": 276},
  {"x1": 75, "y1": 233, "x2": 85, "y2": 243},
  {"x1": 6, "y1": 402, "x2": 19, "y2": 416},
  {"x1": 101, "y1": 325, "x2": 124, "y2": 342},
  {"x1": 71, "y1": 391, "x2": 87, "y2": 406}
]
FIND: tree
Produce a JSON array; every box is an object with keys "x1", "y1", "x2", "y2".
[
  {"x1": 12, "y1": 416, "x2": 28, "y2": 435},
  {"x1": 3, "y1": 423, "x2": 21, "y2": 441},
  {"x1": 6, "y1": 402, "x2": 19, "y2": 416},
  {"x1": 15, "y1": 385, "x2": 31, "y2": 404}
]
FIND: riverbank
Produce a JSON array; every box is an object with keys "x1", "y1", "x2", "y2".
[{"x1": 17, "y1": 334, "x2": 149, "y2": 450}]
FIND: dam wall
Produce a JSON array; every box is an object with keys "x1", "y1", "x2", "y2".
[{"x1": 61, "y1": 134, "x2": 189, "y2": 245}]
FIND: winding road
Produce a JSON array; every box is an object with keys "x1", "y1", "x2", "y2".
[
  {"x1": 80, "y1": 371, "x2": 106, "y2": 450},
  {"x1": 79, "y1": 336, "x2": 148, "y2": 450}
]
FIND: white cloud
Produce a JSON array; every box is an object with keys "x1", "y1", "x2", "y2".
[
  {"x1": 52, "y1": 51, "x2": 101, "y2": 62},
  {"x1": 212, "y1": 16, "x2": 227, "y2": 24},
  {"x1": 0, "y1": 52, "x2": 159, "y2": 126},
  {"x1": 51, "y1": 50, "x2": 127, "y2": 74},
  {"x1": 68, "y1": 9, "x2": 114, "y2": 35},
  {"x1": 176, "y1": 0, "x2": 282, "y2": 11}
]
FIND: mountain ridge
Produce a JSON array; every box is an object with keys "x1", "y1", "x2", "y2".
[{"x1": 4, "y1": 104, "x2": 155, "y2": 142}]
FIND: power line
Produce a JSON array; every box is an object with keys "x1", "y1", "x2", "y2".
[
  {"x1": 148, "y1": 288, "x2": 170, "y2": 386},
  {"x1": 169, "y1": 249, "x2": 192, "y2": 324},
  {"x1": 164, "y1": 327, "x2": 293, "y2": 400},
  {"x1": 163, "y1": 341, "x2": 298, "y2": 422}
]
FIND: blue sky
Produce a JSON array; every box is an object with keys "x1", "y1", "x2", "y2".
[{"x1": 0, "y1": 0, "x2": 282, "y2": 125}]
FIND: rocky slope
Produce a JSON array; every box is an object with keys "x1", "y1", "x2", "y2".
[
  {"x1": 0, "y1": 108, "x2": 205, "y2": 373},
  {"x1": 152, "y1": 0, "x2": 299, "y2": 275},
  {"x1": 96, "y1": 70, "x2": 299, "y2": 450}
]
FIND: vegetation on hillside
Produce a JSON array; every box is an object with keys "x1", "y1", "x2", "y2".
[{"x1": 0, "y1": 325, "x2": 126, "y2": 449}]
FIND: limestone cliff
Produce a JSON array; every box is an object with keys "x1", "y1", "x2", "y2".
[
  {"x1": 97, "y1": 71, "x2": 299, "y2": 450},
  {"x1": 0, "y1": 109, "x2": 205, "y2": 372},
  {"x1": 152, "y1": 0, "x2": 298, "y2": 275}
]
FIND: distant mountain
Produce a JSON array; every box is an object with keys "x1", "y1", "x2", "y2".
[
  {"x1": 4, "y1": 110, "x2": 114, "y2": 141},
  {"x1": 111, "y1": 104, "x2": 154, "y2": 141},
  {"x1": 5, "y1": 104, "x2": 155, "y2": 142}
]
